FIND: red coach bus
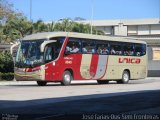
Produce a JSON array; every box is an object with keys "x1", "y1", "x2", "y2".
[{"x1": 13, "y1": 32, "x2": 147, "y2": 86}]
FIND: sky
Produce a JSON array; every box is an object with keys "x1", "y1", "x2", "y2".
[{"x1": 10, "y1": 0, "x2": 160, "y2": 22}]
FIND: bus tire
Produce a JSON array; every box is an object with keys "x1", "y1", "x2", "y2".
[
  {"x1": 118, "y1": 70, "x2": 130, "y2": 84},
  {"x1": 37, "y1": 81, "x2": 47, "y2": 86},
  {"x1": 97, "y1": 80, "x2": 109, "y2": 84},
  {"x1": 61, "y1": 71, "x2": 72, "y2": 86}
]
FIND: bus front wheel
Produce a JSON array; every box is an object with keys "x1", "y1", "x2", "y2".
[
  {"x1": 61, "y1": 71, "x2": 73, "y2": 86},
  {"x1": 118, "y1": 70, "x2": 130, "y2": 84},
  {"x1": 37, "y1": 81, "x2": 47, "y2": 86}
]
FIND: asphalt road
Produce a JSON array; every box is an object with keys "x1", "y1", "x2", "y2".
[{"x1": 0, "y1": 78, "x2": 160, "y2": 120}]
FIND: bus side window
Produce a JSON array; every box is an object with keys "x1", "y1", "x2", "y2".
[
  {"x1": 110, "y1": 43, "x2": 122, "y2": 55},
  {"x1": 82, "y1": 47, "x2": 88, "y2": 53},
  {"x1": 123, "y1": 44, "x2": 134, "y2": 56},
  {"x1": 135, "y1": 44, "x2": 146, "y2": 56},
  {"x1": 65, "y1": 38, "x2": 81, "y2": 54},
  {"x1": 96, "y1": 41, "x2": 109, "y2": 55},
  {"x1": 135, "y1": 44, "x2": 142, "y2": 56},
  {"x1": 82, "y1": 40, "x2": 95, "y2": 54},
  {"x1": 44, "y1": 44, "x2": 54, "y2": 63},
  {"x1": 141, "y1": 44, "x2": 146, "y2": 56},
  {"x1": 110, "y1": 47, "x2": 116, "y2": 55}
]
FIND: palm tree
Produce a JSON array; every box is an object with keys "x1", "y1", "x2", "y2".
[
  {"x1": 46, "y1": 18, "x2": 104, "y2": 35},
  {"x1": 52, "y1": 19, "x2": 73, "y2": 32},
  {"x1": 47, "y1": 21, "x2": 55, "y2": 32},
  {"x1": 1, "y1": 17, "x2": 33, "y2": 43},
  {"x1": 32, "y1": 20, "x2": 48, "y2": 33},
  {"x1": 0, "y1": 24, "x2": 5, "y2": 43}
]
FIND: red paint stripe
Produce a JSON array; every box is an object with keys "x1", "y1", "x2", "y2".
[{"x1": 89, "y1": 54, "x2": 99, "y2": 78}]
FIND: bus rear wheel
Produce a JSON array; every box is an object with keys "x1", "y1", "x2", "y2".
[
  {"x1": 61, "y1": 71, "x2": 73, "y2": 86},
  {"x1": 37, "y1": 81, "x2": 47, "y2": 86},
  {"x1": 117, "y1": 70, "x2": 130, "y2": 84}
]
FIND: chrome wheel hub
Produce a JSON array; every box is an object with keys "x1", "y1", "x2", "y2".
[
  {"x1": 123, "y1": 73, "x2": 129, "y2": 82},
  {"x1": 64, "y1": 74, "x2": 70, "y2": 82}
]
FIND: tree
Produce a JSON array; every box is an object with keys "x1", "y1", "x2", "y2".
[
  {"x1": 32, "y1": 20, "x2": 48, "y2": 33},
  {"x1": 48, "y1": 18, "x2": 105, "y2": 35},
  {"x1": 47, "y1": 21, "x2": 55, "y2": 32},
  {"x1": 0, "y1": 51, "x2": 14, "y2": 80},
  {"x1": 0, "y1": 0, "x2": 104, "y2": 43},
  {"x1": 0, "y1": 24, "x2": 5, "y2": 42},
  {"x1": 0, "y1": 0, "x2": 22, "y2": 24},
  {"x1": 0, "y1": 51, "x2": 14, "y2": 73},
  {"x1": 0, "y1": 0, "x2": 28, "y2": 43},
  {"x1": 1, "y1": 17, "x2": 32, "y2": 43},
  {"x1": 74, "y1": 17, "x2": 86, "y2": 21},
  {"x1": 53, "y1": 19, "x2": 73, "y2": 32}
]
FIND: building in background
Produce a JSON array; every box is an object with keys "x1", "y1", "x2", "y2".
[{"x1": 77, "y1": 18, "x2": 160, "y2": 77}]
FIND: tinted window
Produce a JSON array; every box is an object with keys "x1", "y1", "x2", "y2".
[
  {"x1": 44, "y1": 37, "x2": 65, "y2": 63},
  {"x1": 65, "y1": 38, "x2": 81, "y2": 53},
  {"x1": 44, "y1": 44, "x2": 54, "y2": 62},
  {"x1": 96, "y1": 41, "x2": 110, "y2": 55},
  {"x1": 15, "y1": 40, "x2": 44, "y2": 68},
  {"x1": 135, "y1": 44, "x2": 146, "y2": 56},
  {"x1": 82, "y1": 39, "x2": 95, "y2": 54},
  {"x1": 110, "y1": 43, "x2": 122, "y2": 55},
  {"x1": 123, "y1": 43, "x2": 134, "y2": 56},
  {"x1": 65, "y1": 37, "x2": 146, "y2": 57}
]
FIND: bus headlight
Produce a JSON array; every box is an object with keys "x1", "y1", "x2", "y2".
[{"x1": 53, "y1": 62, "x2": 56, "y2": 66}]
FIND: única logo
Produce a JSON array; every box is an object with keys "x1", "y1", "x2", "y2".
[{"x1": 119, "y1": 58, "x2": 141, "y2": 64}]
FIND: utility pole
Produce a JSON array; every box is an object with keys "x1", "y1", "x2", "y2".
[
  {"x1": 159, "y1": 0, "x2": 160, "y2": 23},
  {"x1": 30, "y1": 0, "x2": 32, "y2": 22}
]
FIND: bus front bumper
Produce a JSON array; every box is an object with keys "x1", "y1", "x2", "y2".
[{"x1": 14, "y1": 66, "x2": 45, "y2": 81}]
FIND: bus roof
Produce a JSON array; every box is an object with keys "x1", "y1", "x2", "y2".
[{"x1": 22, "y1": 32, "x2": 146, "y2": 44}]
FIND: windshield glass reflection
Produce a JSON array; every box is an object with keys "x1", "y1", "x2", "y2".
[
  {"x1": 15, "y1": 37, "x2": 65, "y2": 68},
  {"x1": 15, "y1": 40, "x2": 44, "y2": 68}
]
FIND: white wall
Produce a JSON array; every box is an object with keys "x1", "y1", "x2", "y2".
[
  {"x1": 96, "y1": 26, "x2": 113, "y2": 35},
  {"x1": 114, "y1": 25, "x2": 127, "y2": 36},
  {"x1": 150, "y1": 24, "x2": 160, "y2": 35},
  {"x1": 104, "y1": 27, "x2": 112, "y2": 35},
  {"x1": 128, "y1": 26, "x2": 137, "y2": 35},
  {"x1": 95, "y1": 23, "x2": 160, "y2": 36},
  {"x1": 138, "y1": 25, "x2": 150, "y2": 35}
]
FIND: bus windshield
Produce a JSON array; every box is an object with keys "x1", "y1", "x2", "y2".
[
  {"x1": 15, "y1": 40, "x2": 44, "y2": 68},
  {"x1": 15, "y1": 37, "x2": 65, "y2": 68}
]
